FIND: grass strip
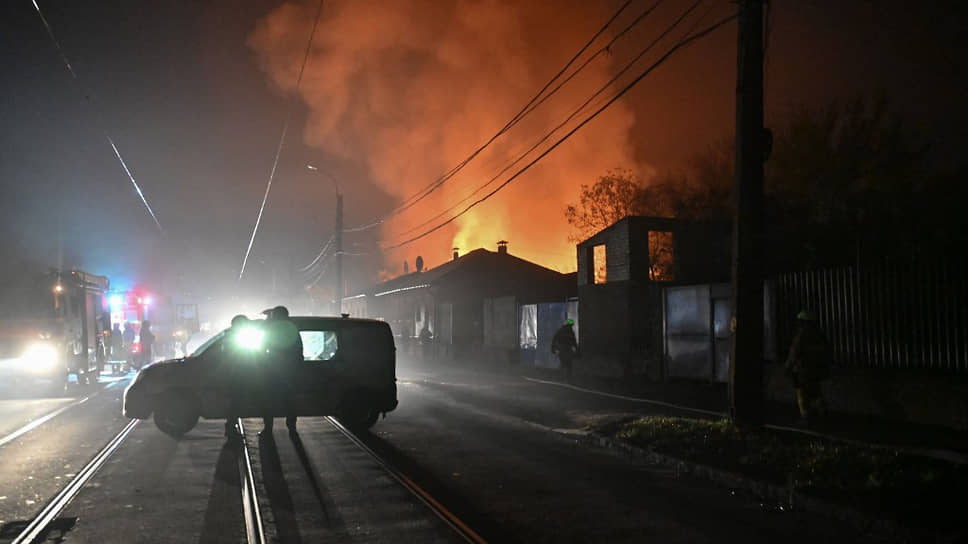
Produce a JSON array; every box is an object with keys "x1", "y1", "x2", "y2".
[{"x1": 594, "y1": 416, "x2": 965, "y2": 530}]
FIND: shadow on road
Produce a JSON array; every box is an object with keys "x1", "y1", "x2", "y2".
[
  {"x1": 358, "y1": 431, "x2": 516, "y2": 544},
  {"x1": 198, "y1": 440, "x2": 245, "y2": 544},
  {"x1": 289, "y1": 431, "x2": 349, "y2": 536},
  {"x1": 259, "y1": 434, "x2": 302, "y2": 544}
]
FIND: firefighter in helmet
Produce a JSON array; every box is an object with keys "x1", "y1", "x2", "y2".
[
  {"x1": 551, "y1": 318, "x2": 579, "y2": 382},
  {"x1": 784, "y1": 310, "x2": 831, "y2": 425},
  {"x1": 260, "y1": 306, "x2": 302, "y2": 437}
]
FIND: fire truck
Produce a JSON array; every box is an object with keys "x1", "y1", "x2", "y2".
[
  {"x1": 0, "y1": 268, "x2": 109, "y2": 393},
  {"x1": 106, "y1": 289, "x2": 152, "y2": 369},
  {"x1": 106, "y1": 289, "x2": 200, "y2": 365}
]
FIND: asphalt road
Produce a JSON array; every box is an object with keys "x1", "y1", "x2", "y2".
[
  {"x1": 0, "y1": 362, "x2": 893, "y2": 543},
  {"x1": 0, "y1": 378, "x2": 130, "y2": 534}
]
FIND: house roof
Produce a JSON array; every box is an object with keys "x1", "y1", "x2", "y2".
[{"x1": 346, "y1": 248, "x2": 570, "y2": 299}]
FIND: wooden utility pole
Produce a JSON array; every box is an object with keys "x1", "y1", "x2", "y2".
[
  {"x1": 334, "y1": 193, "x2": 343, "y2": 315},
  {"x1": 729, "y1": 0, "x2": 766, "y2": 425}
]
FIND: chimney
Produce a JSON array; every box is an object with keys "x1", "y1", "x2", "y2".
[
  {"x1": 452, "y1": 247, "x2": 459, "y2": 261},
  {"x1": 497, "y1": 240, "x2": 508, "y2": 254}
]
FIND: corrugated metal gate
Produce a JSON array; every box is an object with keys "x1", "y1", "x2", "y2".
[
  {"x1": 775, "y1": 257, "x2": 968, "y2": 373},
  {"x1": 663, "y1": 284, "x2": 731, "y2": 382},
  {"x1": 663, "y1": 283, "x2": 775, "y2": 382}
]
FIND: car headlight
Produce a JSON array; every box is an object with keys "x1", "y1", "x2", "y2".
[
  {"x1": 234, "y1": 327, "x2": 264, "y2": 351},
  {"x1": 21, "y1": 343, "x2": 60, "y2": 372}
]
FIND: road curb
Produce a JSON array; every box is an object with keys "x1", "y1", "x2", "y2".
[{"x1": 574, "y1": 430, "x2": 953, "y2": 543}]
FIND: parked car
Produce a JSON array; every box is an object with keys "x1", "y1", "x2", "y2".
[{"x1": 123, "y1": 316, "x2": 397, "y2": 437}]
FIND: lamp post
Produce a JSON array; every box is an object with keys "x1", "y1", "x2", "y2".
[{"x1": 307, "y1": 164, "x2": 343, "y2": 315}]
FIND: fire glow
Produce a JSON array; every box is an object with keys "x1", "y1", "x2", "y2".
[{"x1": 248, "y1": 0, "x2": 647, "y2": 274}]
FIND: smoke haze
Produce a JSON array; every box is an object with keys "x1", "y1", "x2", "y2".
[{"x1": 248, "y1": 0, "x2": 645, "y2": 273}]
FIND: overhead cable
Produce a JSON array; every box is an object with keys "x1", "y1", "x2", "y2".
[
  {"x1": 342, "y1": 0, "x2": 640, "y2": 232},
  {"x1": 304, "y1": 254, "x2": 334, "y2": 289},
  {"x1": 30, "y1": 0, "x2": 164, "y2": 234},
  {"x1": 298, "y1": 234, "x2": 334, "y2": 273},
  {"x1": 238, "y1": 0, "x2": 325, "y2": 281},
  {"x1": 389, "y1": 0, "x2": 704, "y2": 242},
  {"x1": 384, "y1": 10, "x2": 739, "y2": 250}
]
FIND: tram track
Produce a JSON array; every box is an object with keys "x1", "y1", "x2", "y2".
[
  {"x1": 0, "y1": 381, "x2": 125, "y2": 450},
  {"x1": 8, "y1": 410, "x2": 487, "y2": 543},
  {"x1": 324, "y1": 417, "x2": 487, "y2": 544},
  {"x1": 9, "y1": 418, "x2": 139, "y2": 544},
  {"x1": 235, "y1": 419, "x2": 265, "y2": 544},
  {"x1": 238, "y1": 417, "x2": 487, "y2": 544}
]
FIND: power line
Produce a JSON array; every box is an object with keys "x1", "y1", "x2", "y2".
[
  {"x1": 388, "y1": 0, "x2": 704, "y2": 243},
  {"x1": 342, "y1": 0, "x2": 641, "y2": 232},
  {"x1": 384, "y1": 10, "x2": 739, "y2": 250},
  {"x1": 298, "y1": 234, "x2": 334, "y2": 273},
  {"x1": 106, "y1": 135, "x2": 164, "y2": 233},
  {"x1": 508, "y1": 0, "x2": 665, "y2": 138},
  {"x1": 30, "y1": 0, "x2": 164, "y2": 234},
  {"x1": 238, "y1": 0, "x2": 325, "y2": 281},
  {"x1": 304, "y1": 251, "x2": 335, "y2": 289}
]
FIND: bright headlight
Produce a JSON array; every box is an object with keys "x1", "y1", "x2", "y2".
[
  {"x1": 234, "y1": 327, "x2": 264, "y2": 351},
  {"x1": 22, "y1": 343, "x2": 59, "y2": 371}
]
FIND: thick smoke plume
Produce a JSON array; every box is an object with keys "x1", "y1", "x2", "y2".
[{"x1": 248, "y1": 0, "x2": 642, "y2": 274}]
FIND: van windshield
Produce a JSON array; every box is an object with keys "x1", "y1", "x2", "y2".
[{"x1": 190, "y1": 330, "x2": 225, "y2": 357}]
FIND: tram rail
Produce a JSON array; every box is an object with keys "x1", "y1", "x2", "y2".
[
  {"x1": 10, "y1": 419, "x2": 139, "y2": 544},
  {"x1": 238, "y1": 417, "x2": 487, "y2": 544}
]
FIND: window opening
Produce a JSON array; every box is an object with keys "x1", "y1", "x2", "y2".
[
  {"x1": 300, "y1": 330, "x2": 339, "y2": 361},
  {"x1": 648, "y1": 231, "x2": 675, "y2": 281},
  {"x1": 593, "y1": 244, "x2": 607, "y2": 284}
]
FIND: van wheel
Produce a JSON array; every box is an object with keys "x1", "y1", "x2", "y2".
[
  {"x1": 154, "y1": 391, "x2": 200, "y2": 438},
  {"x1": 336, "y1": 398, "x2": 379, "y2": 432}
]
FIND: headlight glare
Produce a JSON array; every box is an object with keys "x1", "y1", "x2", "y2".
[
  {"x1": 21, "y1": 343, "x2": 59, "y2": 372},
  {"x1": 234, "y1": 327, "x2": 264, "y2": 351}
]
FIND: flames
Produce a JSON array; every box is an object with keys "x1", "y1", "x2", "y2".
[{"x1": 248, "y1": 0, "x2": 644, "y2": 275}]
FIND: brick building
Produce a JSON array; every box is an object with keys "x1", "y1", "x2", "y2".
[
  {"x1": 576, "y1": 216, "x2": 729, "y2": 379},
  {"x1": 343, "y1": 242, "x2": 575, "y2": 365}
]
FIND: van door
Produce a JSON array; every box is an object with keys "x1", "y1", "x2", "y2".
[{"x1": 293, "y1": 329, "x2": 341, "y2": 415}]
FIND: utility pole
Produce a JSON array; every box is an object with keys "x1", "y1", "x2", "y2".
[
  {"x1": 334, "y1": 193, "x2": 343, "y2": 315},
  {"x1": 729, "y1": 0, "x2": 766, "y2": 425}
]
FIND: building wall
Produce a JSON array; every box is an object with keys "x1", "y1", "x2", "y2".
[
  {"x1": 578, "y1": 220, "x2": 631, "y2": 286},
  {"x1": 346, "y1": 249, "x2": 576, "y2": 366},
  {"x1": 576, "y1": 217, "x2": 729, "y2": 381}
]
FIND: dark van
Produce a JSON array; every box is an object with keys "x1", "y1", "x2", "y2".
[{"x1": 123, "y1": 316, "x2": 397, "y2": 437}]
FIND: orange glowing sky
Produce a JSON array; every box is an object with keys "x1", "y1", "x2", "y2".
[{"x1": 246, "y1": 0, "x2": 663, "y2": 275}]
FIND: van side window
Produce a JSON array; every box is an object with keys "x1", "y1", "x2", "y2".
[{"x1": 300, "y1": 330, "x2": 338, "y2": 361}]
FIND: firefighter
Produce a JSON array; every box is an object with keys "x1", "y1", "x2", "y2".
[
  {"x1": 224, "y1": 314, "x2": 252, "y2": 438},
  {"x1": 109, "y1": 323, "x2": 123, "y2": 374},
  {"x1": 139, "y1": 320, "x2": 155, "y2": 368},
  {"x1": 260, "y1": 306, "x2": 303, "y2": 438},
  {"x1": 110, "y1": 323, "x2": 123, "y2": 365},
  {"x1": 784, "y1": 310, "x2": 831, "y2": 425},
  {"x1": 551, "y1": 318, "x2": 579, "y2": 382},
  {"x1": 419, "y1": 324, "x2": 433, "y2": 362},
  {"x1": 122, "y1": 322, "x2": 136, "y2": 371}
]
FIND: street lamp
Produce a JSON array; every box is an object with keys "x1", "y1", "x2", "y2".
[
  {"x1": 306, "y1": 164, "x2": 340, "y2": 196},
  {"x1": 306, "y1": 163, "x2": 343, "y2": 315}
]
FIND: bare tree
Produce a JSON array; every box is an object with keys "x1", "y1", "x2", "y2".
[
  {"x1": 564, "y1": 170, "x2": 643, "y2": 242},
  {"x1": 564, "y1": 142, "x2": 733, "y2": 243}
]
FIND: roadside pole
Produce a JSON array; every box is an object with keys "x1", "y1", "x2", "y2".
[
  {"x1": 729, "y1": 0, "x2": 766, "y2": 425},
  {"x1": 335, "y1": 193, "x2": 343, "y2": 315}
]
